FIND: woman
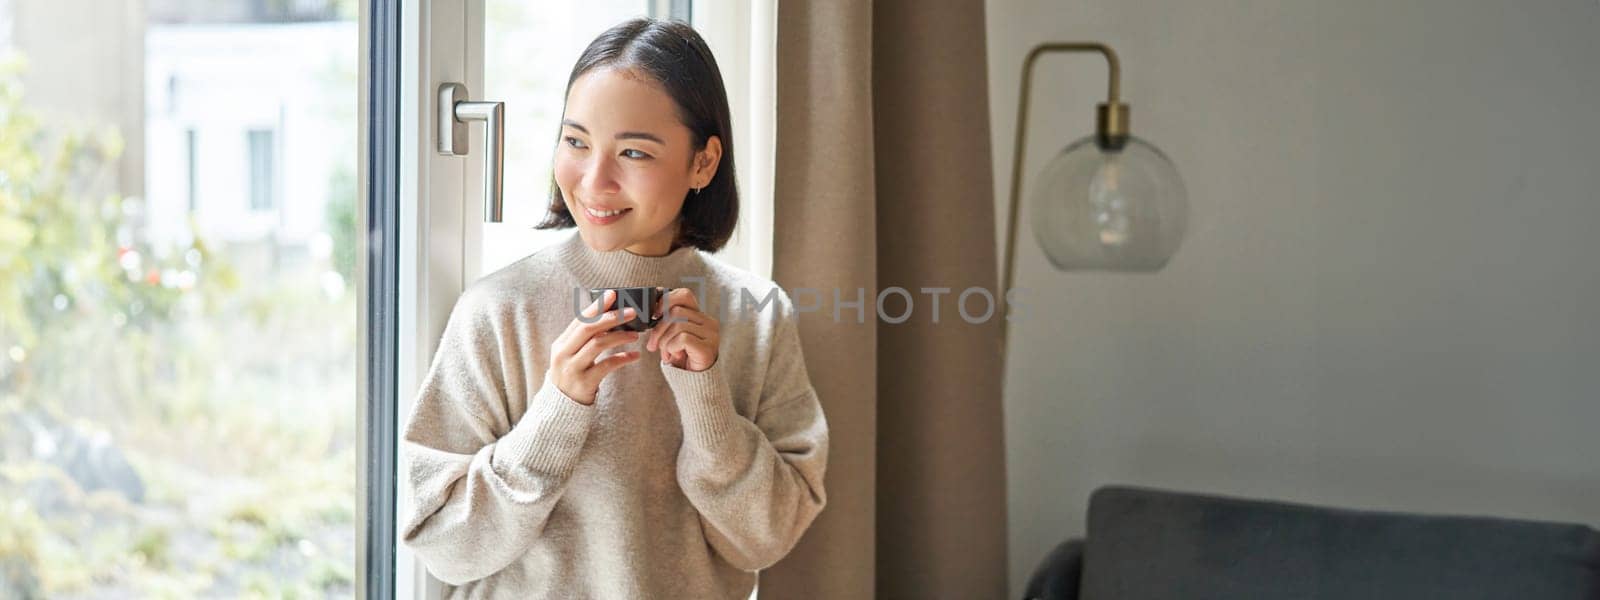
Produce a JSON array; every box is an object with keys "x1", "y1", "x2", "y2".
[{"x1": 399, "y1": 17, "x2": 828, "y2": 599}]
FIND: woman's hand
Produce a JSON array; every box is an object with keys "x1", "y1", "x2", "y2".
[
  {"x1": 547, "y1": 290, "x2": 641, "y2": 405},
  {"x1": 647, "y1": 287, "x2": 720, "y2": 372}
]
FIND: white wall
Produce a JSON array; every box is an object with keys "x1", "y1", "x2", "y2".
[{"x1": 988, "y1": 0, "x2": 1600, "y2": 593}]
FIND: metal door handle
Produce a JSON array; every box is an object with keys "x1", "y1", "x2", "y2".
[{"x1": 437, "y1": 83, "x2": 504, "y2": 223}]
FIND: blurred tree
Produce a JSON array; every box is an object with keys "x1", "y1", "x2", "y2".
[
  {"x1": 0, "y1": 54, "x2": 232, "y2": 415},
  {"x1": 2, "y1": 46, "x2": 353, "y2": 598}
]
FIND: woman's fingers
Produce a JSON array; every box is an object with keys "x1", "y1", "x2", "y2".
[
  {"x1": 648, "y1": 305, "x2": 710, "y2": 351},
  {"x1": 552, "y1": 287, "x2": 723, "y2": 395},
  {"x1": 557, "y1": 306, "x2": 636, "y2": 357},
  {"x1": 585, "y1": 289, "x2": 615, "y2": 318},
  {"x1": 654, "y1": 319, "x2": 711, "y2": 351},
  {"x1": 667, "y1": 304, "x2": 708, "y2": 326},
  {"x1": 649, "y1": 299, "x2": 719, "y2": 374},
  {"x1": 658, "y1": 316, "x2": 717, "y2": 354},
  {"x1": 659, "y1": 329, "x2": 716, "y2": 370},
  {"x1": 585, "y1": 349, "x2": 641, "y2": 382},
  {"x1": 662, "y1": 287, "x2": 700, "y2": 313},
  {"x1": 547, "y1": 290, "x2": 646, "y2": 404},
  {"x1": 582, "y1": 307, "x2": 636, "y2": 338},
  {"x1": 574, "y1": 329, "x2": 641, "y2": 366},
  {"x1": 658, "y1": 329, "x2": 685, "y2": 360},
  {"x1": 556, "y1": 289, "x2": 614, "y2": 350},
  {"x1": 563, "y1": 289, "x2": 615, "y2": 338},
  {"x1": 650, "y1": 286, "x2": 671, "y2": 320},
  {"x1": 649, "y1": 287, "x2": 697, "y2": 342},
  {"x1": 667, "y1": 287, "x2": 700, "y2": 310}
]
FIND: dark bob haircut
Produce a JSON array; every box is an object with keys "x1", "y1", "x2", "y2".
[{"x1": 535, "y1": 18, "x2": 738, "y2": 253}]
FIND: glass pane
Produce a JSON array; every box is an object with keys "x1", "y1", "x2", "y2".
[
  {"x1": 247, "y1": 129, "x2": 275, "y2": 212},
  {"x1": 0, "y1": 0, "x2": 358, "y2": 597},
  {"x1": 479, "y1": 1, "x2": 653, "y2": 279}
]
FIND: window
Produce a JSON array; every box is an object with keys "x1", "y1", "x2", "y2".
[
  {"x1": 247, "y1": 128, "x2": 275, "y2": 211},
  {"x1": 186, "y1": 128, "x2": 198, "y2": 212},
  {"x1": 0, "y1": 1, "x2": 358, "y2": 596},
  {"x1": 0, "y1": 0, "x2": 771, "y2": 595}
]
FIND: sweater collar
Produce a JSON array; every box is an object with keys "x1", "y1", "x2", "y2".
[{"x1": 557, "y1": 231, "x2": 703, "y2": 288}]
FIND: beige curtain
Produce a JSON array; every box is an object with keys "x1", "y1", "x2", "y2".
[{"x1": 762, "y1": 1, "x2": 1008, "y2": 598}]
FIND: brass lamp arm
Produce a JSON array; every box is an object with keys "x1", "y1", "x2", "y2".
[{"x1": 1002, "y1": 42, "x2": 1126, "y2": 296}]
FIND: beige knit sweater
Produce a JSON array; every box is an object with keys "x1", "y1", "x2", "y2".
[{"x1": 400, "y1": 232, "x2": 828, "y2": 599}]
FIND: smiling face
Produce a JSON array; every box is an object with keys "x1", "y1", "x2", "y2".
[{"x1": 554, "y1": 67, "x2": 722, "y2": 257}]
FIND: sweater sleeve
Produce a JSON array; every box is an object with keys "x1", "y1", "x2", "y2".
[
  {"x1": 399, "y1": 290, "x2": 596, "y2": 586},
  {"x1": 660, "y1": 297, "x2": 829, "y2": 572}
]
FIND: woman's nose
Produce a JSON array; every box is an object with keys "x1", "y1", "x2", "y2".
[{"x1": 580, "y1": 156, "x2": 622, "y2": 195}]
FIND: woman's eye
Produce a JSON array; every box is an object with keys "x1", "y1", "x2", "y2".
[
  {"x1": 564, "y1": 136, "x2": 588, "y2": 149},
  {"x1": 621, "y1": 149, "x2": 651, "y2": 160}
]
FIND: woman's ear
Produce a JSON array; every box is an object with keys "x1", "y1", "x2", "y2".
[{"x1": 691, "y1": 135, "x2": 723, "y2": 188}]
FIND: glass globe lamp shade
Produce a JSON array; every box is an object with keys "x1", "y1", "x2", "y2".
[{"x1": 1028, "y1": 134, "x2": 1188, "y2": 271}]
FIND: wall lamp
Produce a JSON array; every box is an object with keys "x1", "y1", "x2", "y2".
[{"x1": 1002, "y1": 42, "x2": 1188, "y2": 298}]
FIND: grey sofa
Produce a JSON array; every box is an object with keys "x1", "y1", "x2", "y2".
[{"x1": 1025, "y1": 485, "x2": 1600, "y2": 600}]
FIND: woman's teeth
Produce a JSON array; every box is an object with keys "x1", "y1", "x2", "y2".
[{"x1": 586, "y1": 207, "x2": 630, "y2": 218}]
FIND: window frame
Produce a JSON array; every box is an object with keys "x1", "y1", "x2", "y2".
[{"x1": 359, "y1": 0, "x2": 401, "y2": 598}]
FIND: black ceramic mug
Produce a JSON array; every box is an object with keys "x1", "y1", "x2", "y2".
[{"x1": 588, "y1": 286, "x2": 668, "y2": 332}]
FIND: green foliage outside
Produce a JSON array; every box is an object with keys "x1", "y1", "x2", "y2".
[{"x1": 0, "y1": 54, "x2": 356, "y2": 598}]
